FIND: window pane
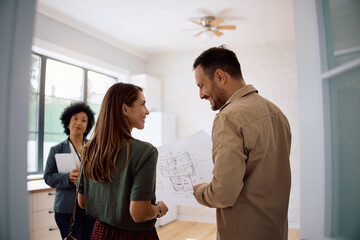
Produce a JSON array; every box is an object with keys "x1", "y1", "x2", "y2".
[
  {"x1": 29, "y1": 93, "x2": 38, "y2": 132},
  {"x1": 88, "y1": 103, "x2": 101, "y2": 120},
  {"x1": 87, "y1": 71, "x2": 116, "y2": 104},
  {"x1": 324, "y1": 0, "x2": 360, "y2": 68},
  {"x1": 87, "y1": 71, "x2": 117, "y2": 121},
  {"x1": 45, "y1": 59, "x2": 84, "y2": 100},
  {"x1": 28, "y1": 55, "x2": 40, "y2": 173},
  {"x1": 27, "y1": 133, "x2": 37, "y2": 172},
  {"x1": 30, "y1": 54, "x2": 41, "y2": 93},
  {"x1": 44, "y1": 96, "x2": 74, "y2": 134},
  {"x1": 329, "y1": 66, "x2": 360, "y2": 239},
  {"x1": 43, "y1": 96, "x2": 70, "y2": 170}
]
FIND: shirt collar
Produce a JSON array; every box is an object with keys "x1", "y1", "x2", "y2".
[{"x1": 219, "y1": 84, "x2": 258, "y2": 111}]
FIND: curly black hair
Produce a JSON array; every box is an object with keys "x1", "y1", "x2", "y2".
[{"x1": 60, "y1": 102, "x2": 95, "y2": 137}]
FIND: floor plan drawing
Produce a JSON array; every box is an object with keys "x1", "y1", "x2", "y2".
[
  {"x1": 159, "y1": 151, "x2": 195, "y2": 192},
  {"x1": 156, "y1": 131, "x2": 213, "y2": 206},
  {"x1": 158, "y1": 150, "x2": 208, "y2": 193}
]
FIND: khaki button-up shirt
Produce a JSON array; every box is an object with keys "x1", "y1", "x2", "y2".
[{"x1": 195, "y1": 85, "x2": 291, "y2": 240}]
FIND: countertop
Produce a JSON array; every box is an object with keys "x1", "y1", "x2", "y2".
[{"x1": 27, "y1": 176, "x2": 53, "y2": 192}]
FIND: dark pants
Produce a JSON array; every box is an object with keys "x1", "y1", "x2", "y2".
[{"x1": 55, "y1": 203, "x2": 96, "y2": 240}]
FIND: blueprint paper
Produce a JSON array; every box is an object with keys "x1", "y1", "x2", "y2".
[{"x1": 156, "y1": 130, "x2": 213, "y2": 206}]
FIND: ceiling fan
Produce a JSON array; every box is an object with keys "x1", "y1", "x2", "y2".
[{"x1": 190, "y1": 16, "x2": 236, "y2": 38}]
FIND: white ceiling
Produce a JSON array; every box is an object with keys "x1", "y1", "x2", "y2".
[{"x1": 36, "y1": 0, "x2": 295, "y2": 57}]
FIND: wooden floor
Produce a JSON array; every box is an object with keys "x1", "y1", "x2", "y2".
[{"x1": 157, "y1": 220, "x2": 300, "y2": 240}]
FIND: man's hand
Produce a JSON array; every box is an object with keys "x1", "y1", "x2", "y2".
[{"x1": 193, "y1": 183, "x2": 206, "y2": 197}]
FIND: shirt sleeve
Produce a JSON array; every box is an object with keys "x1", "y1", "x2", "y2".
[
  {"x1": 130, "y1": 147, "x2": 158, "y2": 201},
  {"x1": 195, "y1": 114, "x2": 247, "y2": 208}
]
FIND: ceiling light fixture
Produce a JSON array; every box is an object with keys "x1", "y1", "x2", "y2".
[
  {"x1": 191, "y1": 15, "x2": 236, "y2": 39},
  {"x1": 202, "y1": 28, "x2": 215, "y2": 39}
]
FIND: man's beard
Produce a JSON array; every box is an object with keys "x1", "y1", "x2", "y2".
[{"x1": 209, "y1": 83, "x2": 227, "y2": 111}]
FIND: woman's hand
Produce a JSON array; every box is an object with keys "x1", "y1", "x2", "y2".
[
  {"x1": 129, "y1": 200, "x2": 169, "y2": 223},
  {"x1": 155, "y1": 201, "x2": 168, "y2": 218},
  {"x1": 69, "y1": 166, "x2": 79, "y2": 183}
]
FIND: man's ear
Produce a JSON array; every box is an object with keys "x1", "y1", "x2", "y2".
[
  {"x1": 214, "y1": 69, "x2": 226, "y2": 86},
  {"x1": 122, "y1": 104, "x2": 128, "y2": 116}
]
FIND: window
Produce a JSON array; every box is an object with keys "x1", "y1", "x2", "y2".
[
  {"x1": 28, "y1": 53, "x2": 119, "y2": 174},
  {"x1": 28, "y1": 55, "x2": 41, "y2": 172},
  {"x1": 87, "y1": 71, "x2": 119, "y2": 121},
  {"x1": 322, "y1": 1, "x2": 360, "y2": 239}
]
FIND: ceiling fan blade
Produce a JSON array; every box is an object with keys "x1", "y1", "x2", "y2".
[
  {"x1": 210, "y1": 17, "x2": 224, "y2": 26},
  {"x1": 191, "y1": 20, "x2": 203, "y2": 26},
  {"x1": 194, "y1": 30, "x2": 206, "y2": 37},
  {"x1": 217, "y1": 25, "x2": 236, "y2": 30},
  {"x1": 212, "y1": 29, "x2": 223, "y2": 37},
  {"x1": 198, "y1": 8, "x2": 213, "y2": 16},
  {"x1": 181, "y1": 27, "x2": 203, "y2": 31}
]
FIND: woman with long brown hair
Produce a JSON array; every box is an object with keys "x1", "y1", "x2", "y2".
[{"x1": 77, "y1": 82, "x2": 168, "y2": 239}]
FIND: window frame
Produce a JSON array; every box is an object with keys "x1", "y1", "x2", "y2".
[{"x1": 28, "y1": 52, "x2": 118, "y2": 174}]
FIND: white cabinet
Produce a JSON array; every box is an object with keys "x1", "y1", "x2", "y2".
[
  {"x1": 33, "y1": 227, "x2": 61, "y2": 240},
  {"x1": 130, "y1": 74, "x2": 162, "y2": 112},
  {"x1": 29, "y1": 188, "x2": 60, "y2": 240}
]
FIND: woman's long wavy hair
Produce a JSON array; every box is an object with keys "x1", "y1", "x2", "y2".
[{"x1": 81, "y1": 82, "x2": 142, "y2": 182}]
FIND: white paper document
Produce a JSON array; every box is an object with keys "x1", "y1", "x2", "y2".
[
  {"x1": 156, "y1": 130, "x2": 213, "y2": 206},
  {"x1": 55, "y1": 153, "x2": 76, "y2": 173}
]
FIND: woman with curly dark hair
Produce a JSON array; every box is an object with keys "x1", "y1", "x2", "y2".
[{"x1": 44, "y1": 102, "x2": 96, "y2": 239}]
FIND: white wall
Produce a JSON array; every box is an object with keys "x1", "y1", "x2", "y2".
[{"x1": 147, "y1": 41, "x2": 300, "y2": 228}]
